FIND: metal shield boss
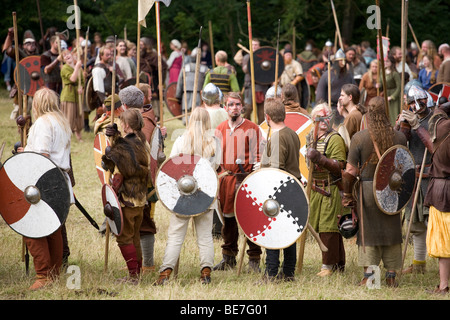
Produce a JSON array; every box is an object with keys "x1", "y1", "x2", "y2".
[
  {"x1": 156, "y1": 154, "x2": 219, "y2": 217},
  {"x1": 373, "y1": 145, "x2": 416, "y2": 215},
  {"x1": 250, "y1": 47, "x2": 284, "y2": 85},
  {"x1": 259, "y1": 112, "x2": 313, "y2": 184},
  {"x1": 93, "y1": 132, "x2": 111, "y2": 185},
  {"x1": 14, "y1": 55, "x2": 44, "y2": 97},
  {"x1": 164, "y1": 82, "x2": 182, "y2": 117},
  {"x1": 101, "y1": 184, "x2": 123, "y2": 236},
  {"x1": 234, "y1": 168, "x2": 309, "y2": 249},
  {"x1": 0, "y1": 152, "x2": 70, "y2": 238}
]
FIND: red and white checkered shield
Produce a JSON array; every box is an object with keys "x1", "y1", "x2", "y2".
[{"x1": 234, "y1": 168, "x2": 309, "y2": 249}]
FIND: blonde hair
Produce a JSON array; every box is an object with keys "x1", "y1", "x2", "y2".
[
  {"x1": 310, "y1": 102, "x2": 331, "y2": 120},
  {"x1": 31, "y1": 87, "x2": 71, "y2": 137},
  {"x1": 180, "y1": 107, "x2": 216, "y2": 159}
]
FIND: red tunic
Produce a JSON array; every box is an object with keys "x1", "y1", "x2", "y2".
[{"x1": 215, "y1": 119, "x2": 262, "y2": 214}]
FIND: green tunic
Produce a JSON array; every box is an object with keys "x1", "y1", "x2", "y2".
[
  {"x1": 60, "y1": 64, "x2": 84, "y2": 103},
  {"x1": 309, "y1": 132, "x2": 347, "y2": 233},
  {"x1": 381, "y1": 71, "x2": 401, "y2": 126}
]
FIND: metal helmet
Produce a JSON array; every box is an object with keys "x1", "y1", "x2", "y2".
[
  {"x1": 334, "y1": 48, "x2": 346, "y2": 61},
  {"x1": 407, "y1": 85, "x2": 428, "y2": 111},
  {"x1": 403, "y1": 79, "x2": 422, "y2": 95},
  {"x1": 265, "y1": 85, "x2": 282, "y2": 99},
  {"x1": 202, "y1": 83, "x2": 220, "y2": 105},
  {"x1": 338, "y1": 214, "x2": 358, "y2": 239}
]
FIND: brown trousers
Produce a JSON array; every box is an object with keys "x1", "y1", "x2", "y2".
[
  {"x1": 320, "y1": 232, "x2": 346, "y2": 271},
  {"x1": 24, "y1": 227, "x2": 63, "y2": 279},
  {"x1": 116, "y1": 206, "x2": 144, "y2": 262},
  {"x1": 221, "y1": 216, "x2": 262, "y2": 260}
]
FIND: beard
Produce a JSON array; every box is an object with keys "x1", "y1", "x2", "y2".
[{"x1": 231, "y1": 114, "x2": 239, "y2": 122}]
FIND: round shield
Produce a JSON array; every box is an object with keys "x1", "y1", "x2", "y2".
[
  {"x1": 249, "y1": 46, "x2": 285, "y2": 85},
  {"x1": 119, "y1": 71, "x2": 152, "y2": 89},
  {"x1": 155, "y1": 154, "x2": 219, "y2": 217},
  {"x1": 14, "y1": 56, "x2": 44, "y2": 97},
  {"x1": 234, "y1": 168, "x2": 309, "y2": 249},
  {"x1": 149, "y1": 126, "x2": 163, "y2": 186},
  {"x1": 428, "y1": 82, "x2": 450, "y2": 102},
  {"x1": 93, "y1": 132, "x2": 111, "y2": 185},
  {"x1": 101, "y1": 184, "x2": 123, "y2": 236},
  {"x1": 0, "y1": 152, "x2": 70, "y2": 238},
  {"x1": 373, "y1": 145, "x2": 416, "y2": 215},
  {"x1": 259, "y1": 112, "x2": 313, "y2": 184},
  {"x1": 164, "y1": 82, "x2": 182, "y2": 117},
  {"x1": 85, "y1": 76, "x2": 98, "y2": 111}
]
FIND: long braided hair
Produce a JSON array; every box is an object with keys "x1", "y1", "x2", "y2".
[{"x1": 367, "y1": 96, "x2": 394, "y2": 155}]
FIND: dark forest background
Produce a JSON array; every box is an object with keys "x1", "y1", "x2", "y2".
[{"x1": 1, "y1": 0, "x2": 448, "y2": 80}]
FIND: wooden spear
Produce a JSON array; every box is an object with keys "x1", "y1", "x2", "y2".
[
  {"x1": 209, "y1": 20, "x2": 215, "y2": 69},
  {"x1": 376, "y1": 0, "x2": 389, "y2": 118},
  {"x1": 274, "y1": 19, "x2": 281, "y2": 97},
  {"x1": 155, "y1": 2, "x2": 164, "y2": 127},
  {"x1": 247, "y1": 0, "x2": 257, "y2": 124},
  {"x1": 400, "y1": 0, "x2": 409, "y2": 110},
  {"x1": 330, "y1": 0, "x2": 344, "y2": 50},
  {"x1": 191, "y1": 26, "x2": 203, "y2": 112},
  {"x1": 74, "y1": 0, "x2": 83, "y2": 117}
]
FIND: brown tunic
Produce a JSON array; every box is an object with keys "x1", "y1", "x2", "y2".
[
  {"x1": 424, "y1": 111, "x2": 450, "y2": 212},
  {"x1": 347, "y1": 129, "x2": 407, "y2": 246}
]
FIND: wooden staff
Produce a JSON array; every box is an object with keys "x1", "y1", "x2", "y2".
[
  {"x1": 208, "y1": 20, "x2": 215, "y2": 69},
  {"x1": 400, "y1": 0, "x2": 409, "y2": 110},
  {"x1": 274, "y1": 19, "x2": 281, "y2": 96},
  {"x1": 183, "y1": 55, "x2": 188, "y2": 125},
  {"x1": 74, "y1": 0, "x2": 83, "y2": 117},
  {"x1": 136, "y1": 20, "x2": 141, "y2": 86},
  {"x1": 292, "y1": 26, "x2": 296, "y2": 58},
  {"x1": 330, "y1": 0, "x2": 344, "y2": 50},
  {"x1": 12, "y1": 13, "x2": 23, "y2": 121},
  {"x1": 124, "y1": 24, "x2": 127, "y2": 43},
  {"x1": 376, "y1": 0, "x2": 389, "y2": 118},
  {"x1": 191, "y1": 26, "x2": 203, "y2": 111},
  {"x1": 408, "y1": 22, "x2": 421, "y2": 53},
  {"x1": 36, "y1": 0, "x2": 45, "y2": 52},
  {"x1": 104, "y1": 35, "x2": 118, "y2": 272},
  {"x1": 247, "y1": 0, "x2": 257, "y2": 124},
  {"x1": 399, "y1": 148, "x2": 427, "y2": 282},
  {"x1": 155, "y1": 2, "x2": 164, "y2": 127}
]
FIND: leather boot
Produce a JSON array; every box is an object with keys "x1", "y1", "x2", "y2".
[
  {"x1": 200, "y1": 267, "x2": 211, "y2": 284},
  {"x1": 385, "y1": 271, "x2": 398, "y2": 287},
  {"x1": 155, "y1": 268, "x2": 172, "y2": 285},
  {"x1": 213, "y1": 254, "x2": 237, "y2": 271},
  {"x1": 29, "y1": 275, "x2": 53, "y2": 291},
  {"x1": 248, "y1": 259, "x2": 261, "y2": 273},
  {"x1": 119, "y1": 244, "x2": 141, "y2": 279}
]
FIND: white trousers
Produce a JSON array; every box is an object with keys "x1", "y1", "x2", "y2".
[{"x1": 159, "y1": 209, "x2": 214, "y2": 272}]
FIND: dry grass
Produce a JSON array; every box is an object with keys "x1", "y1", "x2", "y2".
[{"x1": 0, "y1": 88, "x2": 447, "y2": 304}]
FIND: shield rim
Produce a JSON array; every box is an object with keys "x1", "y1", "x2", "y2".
[
  {"x1": 259, "y1": 111, "x2": 313, "y2": 184},
  {"x1": 249, "y1": 46, "x2": 285, "y2": 85},
  {"x1": 101, "y1": 183, "x2": 124, "y2": 236},
  {"x1": 149, "y1": 126, "x2": 162, "y2": 186},
  {"x1": 155, "y1": 153, "x2": 219, "y2": 218},
  {"x1": 93, "y1": 132, "x2": 111, "y2": 185},
  {"x1": 0, "y1": 151, "x2": 70, "y2": 238},
  {"x1": 13, "y1": 55, "x2": 44, "y2": 97},
  {"x1": 164, "y1": 82, "x2": 182, "y2": 117},
  {"x1": 373, "y1": 144, "x2": 417, "y2": 215},
  {"x1": 234, "y1": 167, "x2": 309, "y2": 249},
  {"x1": 85, "y1": 76, "x2": 96, "y2": 111},
  {"x1": 427, "y1": 82, "x2": 450, "y2": 101}
]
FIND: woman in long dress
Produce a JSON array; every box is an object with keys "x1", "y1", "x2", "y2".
[{"x1": 60, "y1": 49, "x2": 84, "y2": 142}]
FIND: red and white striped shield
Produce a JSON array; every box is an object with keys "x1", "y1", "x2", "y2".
[
  {"x1": 234, "y1": 168, "x2": 309, "y2": 249},
  {"x1": 0, "y1": 152, "x2": 71, "y2": 238},
  {"x1": 155, "y1": 154, "x2": 218, "y2": 217},
  {"x1": 260, "y1": 112, "x2": 313, "y2": 184},
  {"x1": 101, "y1": 184, "x2": 123, "y2": 236}
]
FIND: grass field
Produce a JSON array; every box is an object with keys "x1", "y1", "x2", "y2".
[{"x1": 0, "y1": 87, "x2": 447, "y2": 306}]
